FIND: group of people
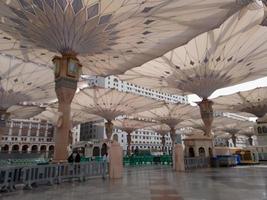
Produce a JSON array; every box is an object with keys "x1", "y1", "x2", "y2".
[{"x1": 67, "y1": 152, "x2": 81, "y2": 163}]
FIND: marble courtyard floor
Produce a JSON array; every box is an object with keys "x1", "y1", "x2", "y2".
[{"x1": 1, "y1": 165, "x2": 267, "y2": 200}]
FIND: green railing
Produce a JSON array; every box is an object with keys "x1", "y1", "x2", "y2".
[
  {"x1": 0, "y1": 158, "x2": 49, "y2": 166},
  {"x1": 123, "y1": 155, "x2": 172, "y2": 166}
]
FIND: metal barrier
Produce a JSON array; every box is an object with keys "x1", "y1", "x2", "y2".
[
  {"x1": 258, "y1": 153, "x2": 267, "y2": 161},
  {"x1": 184, "y1": 157, "x2": 210, "y2": 170},
  {"x1": 0, "y1": 161, "x2": 107, "y2": 192}
]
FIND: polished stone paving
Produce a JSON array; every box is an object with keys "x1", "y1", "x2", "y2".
[{"x1": 1, "y1": 165, "x2": 267, "y2": 200}]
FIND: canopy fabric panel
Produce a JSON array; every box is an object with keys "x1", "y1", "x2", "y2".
[
  {"x1": 0, "y1": 54, "x2": 55, "y2": 110},
  {"x1": 35, "y1": 106, "x2": 100, "y2": 126},
  {"x1": 0, "y1": 0, "x2": 259, "y2": 76},
  {"x1": 113, "y1": 118, "x2": 156, "y2": 133},
  {"x1": 72, "y1": 88, "x2": 163, "y2": 121},
  {"x1": 179, "y1": 116, "x2": 253, "y2": 136},
  {"x1": 132, "y1": 103, "x2": 200, "y2": 128},
  {"x1": 121, "y1": 5, "x2": 267, "y2": 98},
  {"x1": 213, "y1": 87, "x2": 267, "y2": 118},
  {"x1": 6, "y1": 105, "x2": 45, "y2": 119},
  {"x1": 147, "y1": 124, "x2": 170, "y2": 135},
  {"x1": 34, "y1": 107, "x2": 60, "y2": 125},
  {"x1": 213, "y1": 118, "x2": 254, "y2": 135}
]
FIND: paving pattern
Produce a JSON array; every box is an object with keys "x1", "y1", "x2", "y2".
[{"x1": 1, "y1": 165, "x2": 267, "y2": 200}]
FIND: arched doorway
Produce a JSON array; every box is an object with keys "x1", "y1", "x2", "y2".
[
  {"x1": 22, "y1": 145, "x2": 29, "y2": 153},
  {"x1": 113, "y1": 134, "x2": 118, "y2": 142},
  {"x1": 48, "y1": 145, "x2": 54, "y2": 158},
  {"x1": 1, "y1": 144, "x2": 9, "y2": 152},
  {"x1": 40, "y1": 145, "x2": 46, "y2": 153},
  {"x1": 101, "y1": 143, "x2": 108, "y2": 156},
  {"x1": 31, "y1": 145, "x2": 38, "y2": 153},
  {"x1": 48, "y1": 145, "x2": 54, "y2": 152},
  {"x1": 199, "y1": 147, "x2": 205, "y2": 157},
  {"x1": 12, "y1": 145, "x2": 19, "y2": 153},
  {"x1": 189, "y1": 147, "x2": 195, "y2": 157},
  {"x1": 93, "y1": 146, "x2": 100, "y2": 156},
  {"x1": 208, "y1": 147, "x2": 213, "y2": 157}
]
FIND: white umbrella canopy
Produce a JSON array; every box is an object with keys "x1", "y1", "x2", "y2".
[
  {"x1": 113, "y1": 118, "x2": 156, "y2": 134},
  {"x1": 71, "y1": 87, "x2": 163, "y2": 140},
  {"x1": 6, "y1": 104, "x2": 45, "y2": 119},
  {"x1": 132, "y1": 103, "x2": 200, "y2": 129},
  {"x1": 0, "y1": 54, "x2": 56, "y2": 111},
  {"x1": 148, "y1": 124, "x2": 170, "y2": 136},
  {"x1": 34, "y1": 105, "x2": 101, "y2": 126},
  {"x1": 179, "y1": 116, "x2": 252, "y2": 135},
  {"x1": 113, "y1": 118, "x2": 157, "y2": 154},
  {"x1": 215, "y1": 118, "x2": 254, "y2": 135},
  {"x1": 238, "y1": 127, "x2": 255, "y2": 136},
  {"x1": 213, "y1": 87, "x2": 267, "y2": 119},
  {"x1": 120, "y1": 5, "x2": 266, "y2": 98},
  {"x1": 71, "y1": 87, "x2": 164, "y2": 121},
  {"x1": 0, "y1": 0, "x2": 261, "y2": 76},
  {"x1": 34, "y1": 107, "x2": 60, "y2": 125}
]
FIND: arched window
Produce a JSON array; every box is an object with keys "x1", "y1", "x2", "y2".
[
  {"x1": 113, "y1": 134, "x2": 118, "y2": 142},
  {"x1": 189, "y1": 147, "x2": 195, "y2": 157},
  {"x1": 199, "y1": 147, "x2": 205, "y2": 157},
  {"x1": 12, "y1": 145, "x2": 19, "y2": 152},
  {"x1": 208, "y1": 147, "x2": 213, "y2": 157},
  {"x1": 258, "y1": 127, "x2": 262, "y2": 134},
  {"x1": 31, "y1": 145, "x2": 38, "y2": 153},
  {"x1": 101, "y1": 143, "x2": 108, "y2": 156},
  {"x1": 48, "y1": 145, "x2": 54, "y2": 152},
  {"x1": 1, "y1": 144, "x2": 9, "y2": 152},
  {"x1": 40, "y1": 145, "x2": 47, "y2": 152},
  {"x1": 22, "y1": 145, "x2": 29, "y2": 153},
  {"x1": 93, "y1": 146, "x2": 100, "y2": 156}
]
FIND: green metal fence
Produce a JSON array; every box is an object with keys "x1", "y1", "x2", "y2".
[{"x1": 123, "y1": 155, "x2": 172, "y2": 166}]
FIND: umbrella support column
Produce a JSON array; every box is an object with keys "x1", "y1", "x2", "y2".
[
  {"x1": 173, "y1": 144, "x2": 185, "y2": 171},
  {"x1": 161, "y1": 134, "x2": 166, "y2": 153},
  {"x1": 126, "y1": 132, "x2": 131, "y2": 156},
  {"x1": 248, "y1": 136, "x2": 253, "y2": 146},
  {"x1": 232, "y1": 134, "x2": 237, "y2": 147},
  {"x1": 105, "y1": 120, "x2": 114, "y2": 141},
  {"x1": 0, "y1": 110, "x2": 7, "y2": 146},
  {"x1": 198, "y1": 99, "x2": 214, "y2": 137},
  {"x1": 53, "y1": 55, "x2": 81, "y2": 163},
  {"x1": 108, "y1": 141, "x2": 123, "y2": 179}
]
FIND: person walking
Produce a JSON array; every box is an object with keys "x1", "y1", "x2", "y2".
[
  {"x1": 75, "y1": 152, "x2": 81, "y2": 163},
  {"x1": 67, "y1": 153, "x2": 74, "y2": 163},
  {"x1": 102, "y1": 153, "x2": 108, "y2": 179}
]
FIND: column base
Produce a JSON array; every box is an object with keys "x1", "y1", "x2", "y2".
[
  {"x1": 108, "y1": 141, "x2": 123, "y2": 179},
  {"x1": 173, "y1": 144, "x2": 185, "y2": 172}
]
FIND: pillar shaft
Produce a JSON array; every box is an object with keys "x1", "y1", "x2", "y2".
[
  {"x1": 170, "y1": 127, "x2": 176, "y2": 146},
  {"x1": 226, "y1": 139, "x2": 230, "y2": 147},
  {"x1": 232, "y1": 134, "x2": 237, "y2": 147},
  {"x1": 248, "y1": 136, "x2": 253, "y2": 146},
  {"x1": 198, "y1": 99, "x2": 213, "y2": 137},
  {"x1": 54, "y1": 82, "x2": 76, "y2": 162},
  {"x1": 53, "y1": 55, "x2": 81, "y2": 162},
  {"x1": 105, "y1": 120, "x2": 113, "y2": 141},
  {"x1": 0, "y1": 110, "x2": 8, "y2": 146},
  {"x1": 173, "y1": 144, "x2": 185, "y2": 171},
  {"x1": 161, "y1": 134, "x2": 166, "y2": 153},
  {"x1": 126, "y1": 132, "x2": 132, "y2": 156}
]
